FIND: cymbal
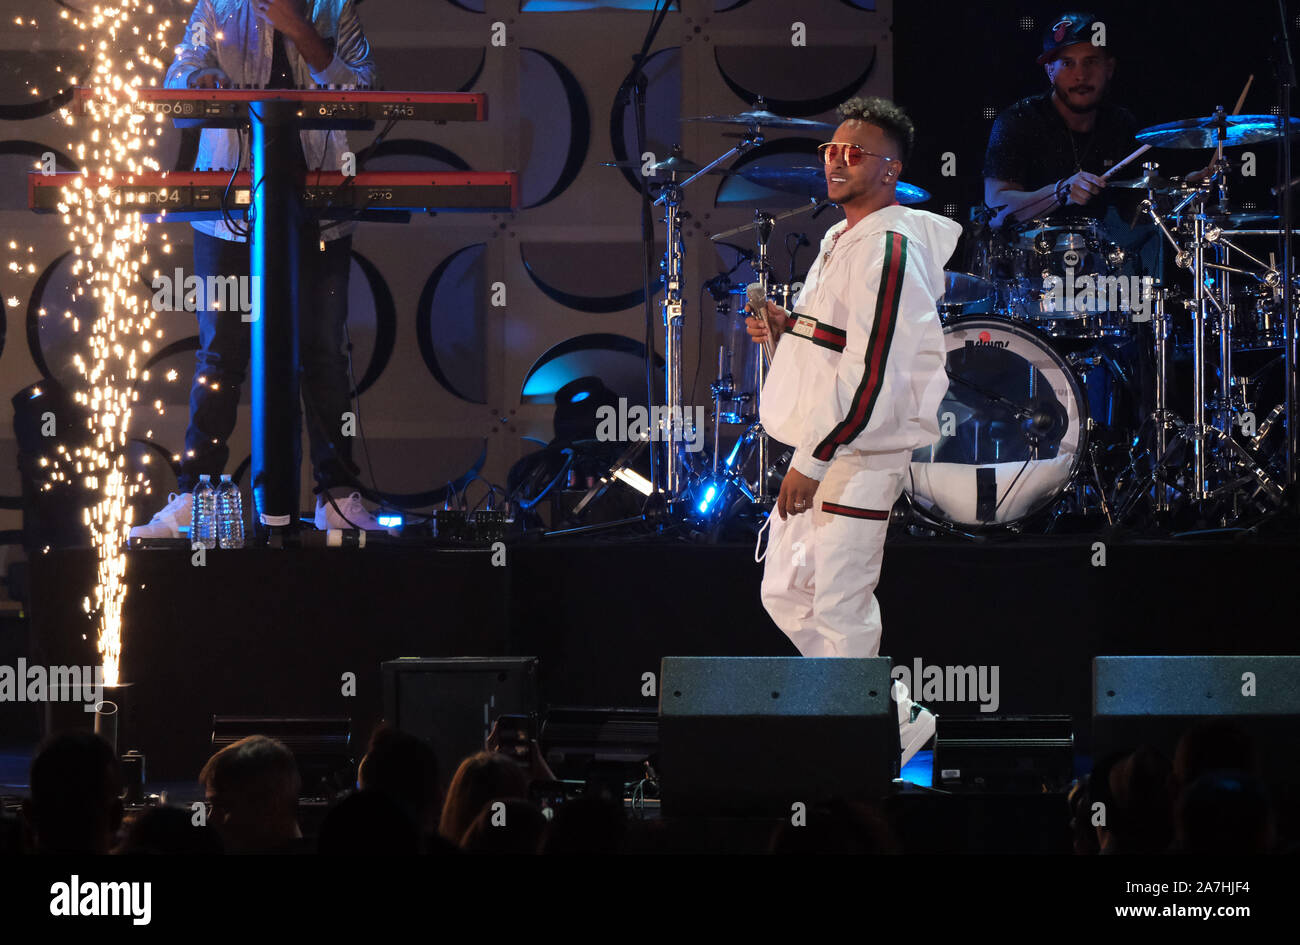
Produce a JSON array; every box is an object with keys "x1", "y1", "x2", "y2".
[
  {"x1": 1106, "y1": 171, "x2": 1178, "y2": 191},
  {"x1": 682, "y1": 97, "x2": 835, "y2": 131},
  {"x1": 600, "y1": 153, "x2": 719, "y2": 176},
  {"x1": 1136, "y1": 114, "x2": 1300, "y2": 149},
  {"x1": 734, "y1": 164, "x2": 930, "y2": 204},
  {"x1": 894, "y1": 181, "x2": 932, "y2": 205},
  {"x1": 1211, "y1": 209, "x2": 1281, "y2": 226},
  {"x1": 940, "y1": 271, "x2": 995, "y2": 307}
]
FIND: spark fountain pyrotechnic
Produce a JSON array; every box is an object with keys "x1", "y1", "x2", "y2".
[{"x1": 18, "y1": 3, "x2": 177, "y2": 686}]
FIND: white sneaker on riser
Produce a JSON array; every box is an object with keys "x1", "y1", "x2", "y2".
[
  {"x1": 900, "y1": 705, "x2": 937, "y2": 768},
  {"x1": 313, "y1": 492, "x2": 384, "y2": 531},
  {"x1": 892, "y1": 679, "x2": 937, "y2": 768},
  {"x1": 129, "y1": 492, "x2": 193, "y2": 539}
]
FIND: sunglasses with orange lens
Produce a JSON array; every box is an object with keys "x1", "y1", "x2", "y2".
[{"x1": 817, "y1": 142, "x2": 896, "y2": 167}]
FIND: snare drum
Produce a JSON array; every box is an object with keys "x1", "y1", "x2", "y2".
[{"x1": 907, "y1": 316, "x2": 1089, "y2": 528}]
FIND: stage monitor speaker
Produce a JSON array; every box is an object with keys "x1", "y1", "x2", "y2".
[
  {"x1": 932, "y1": 714, "x2": 1074, "y2": 792},
  {"x1": 210, "y1": 716, "x2": 352, "y2": 797},
  {"x1": 381, "y1": 657, "x2": 538, "y2": 780},
  {"x1": 1093, "y1": 655, "x2": 1300, "y2": 789},
  {"x1": 540, "y1": 706, "x2": 658, "y2": 783},
  {"x1": 658, "y1": 656, "x2": 899, "y2": 816}
]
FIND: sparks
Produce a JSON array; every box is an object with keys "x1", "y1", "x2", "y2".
[{"x1": 7, "y1": 1, "x2": 172, "y2": 687}]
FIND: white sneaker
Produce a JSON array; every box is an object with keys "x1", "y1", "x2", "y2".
[
  {"x1": 892, "y1": 679, "x2": 936, "y2": 767},
  {"x1": 314, "y1": 491, "x2": 383, "y2": 531},
  {"x1": 129, "y1": 491, "x2": 193, "y2": 539},
  {"x1": 900, "y1": 705, "x2": 937, "y2": 768}
]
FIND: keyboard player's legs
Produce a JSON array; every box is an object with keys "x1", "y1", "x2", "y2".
[
  {"x1": 131, "y1": 230, "x2": 253, "y2": 539},
  {"x1": 182, "y1": 231, "x2": 253, "y2": 492},
  {"x1": 299, "y1": 233, "x2": 362, "y2": 497}
]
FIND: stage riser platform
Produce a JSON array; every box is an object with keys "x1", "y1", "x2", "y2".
[{"x1": 28, "y1": 539, "x2": 1298, "y2": 778}]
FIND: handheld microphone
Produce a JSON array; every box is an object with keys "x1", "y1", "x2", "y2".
[{"x1": 746, "y1": 282, "x2": 777, "y2": 360}]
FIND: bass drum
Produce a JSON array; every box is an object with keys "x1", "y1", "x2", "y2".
[{"x1": 907, "y1": 316, "x2": 1089, "y2": 528}]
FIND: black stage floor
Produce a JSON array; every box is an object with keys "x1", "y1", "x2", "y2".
[{"x1": 18, "y1": 532, "x2": 1299, "y2": 780}]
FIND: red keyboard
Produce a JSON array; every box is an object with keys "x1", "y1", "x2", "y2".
[
  {"x1": 29, "y1": 171, "x2": 519, "y2": 216},
  {"x1": 72, "y1": 87, "x2": 488, "y2": 124}
]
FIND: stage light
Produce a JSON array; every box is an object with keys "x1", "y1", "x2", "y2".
[
  {"x1": 376, "y1": 514, "x2": 403, "y2": 528},
  {"x1": 697, "y1": 483, "x2": 718, "y2": 515},
  {"x1": 612, "y1": 466, "x2": 654, "y2": 496}
]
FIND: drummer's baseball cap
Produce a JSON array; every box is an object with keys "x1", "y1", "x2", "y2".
[{"x1": 1037, "y1": 12, "x2": 1105, "y2": 64}]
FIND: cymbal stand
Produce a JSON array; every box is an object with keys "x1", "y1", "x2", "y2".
[
  {"x1": 1137, "y1": 187, "x2": 1286, "y2": 515},
  {"x1": 1152, "y1": 286, "x2": 1175, "y2": 514},
  {"x1": 751, "y1": 210, "x2": 775, "y2": 502},
  {"x1": 657, "y1": 175, "x2": 688, "y2": 497},
  {"x1": 652, "y1": 132, "x2": 763, "y2": 500}
]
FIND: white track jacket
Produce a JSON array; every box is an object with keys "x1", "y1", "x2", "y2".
[{"x1": 760, "y1": 204, "x2": 962, "y2": 481}]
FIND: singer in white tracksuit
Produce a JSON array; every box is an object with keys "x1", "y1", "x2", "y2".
[{"x1": 757, "y1": 204, "x2": 961, "y2": 660}]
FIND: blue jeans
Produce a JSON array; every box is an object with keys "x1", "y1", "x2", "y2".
[{"x1": 179, "y1": 229, "x2": 359, "y2": 494}]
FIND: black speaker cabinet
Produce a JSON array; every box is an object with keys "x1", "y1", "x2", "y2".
[
  {"x1": 1093, "y1": 655, "x2": 1300, "y2": 788},
  {"x1": 658, "y1": 657, "x2": 899, "y2": 816},
  {"x1": 932, "y1": 715, "x2": 1075, "y2": 792},
  {"x1": 381, "y1": 657, "x2": 538, "y2": 780}
]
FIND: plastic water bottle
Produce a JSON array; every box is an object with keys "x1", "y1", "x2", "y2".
[
  {"x1": 192, "y1": 475, "x2": 217, "y2": 549},
  {"x1": 216, "y1": 474, "x2": 245, "y2": 550}
]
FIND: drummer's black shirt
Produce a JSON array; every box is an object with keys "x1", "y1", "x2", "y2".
[{"x1": 984, "y1": 92, "x2": 1140, "y2": 224}]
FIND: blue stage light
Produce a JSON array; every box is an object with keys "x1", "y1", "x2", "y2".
[{"x1": 697, "y1": 484, "x2": 718, "y2": 515}]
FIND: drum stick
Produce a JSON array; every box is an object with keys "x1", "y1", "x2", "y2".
[
  {"x1": 1232, "y1": 75, "x2": 1254, "y2": 115},
  {"x1": 1102, "y1": 144, "x2": 1151, "y2": 180}
]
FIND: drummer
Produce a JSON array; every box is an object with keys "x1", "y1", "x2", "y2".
[
  {"x1": 983, "y1": 12, "x2": 1141, "y2": 230},
  {"x1": 982, "y1": 12, "x2": 1157, "y2": 441}
]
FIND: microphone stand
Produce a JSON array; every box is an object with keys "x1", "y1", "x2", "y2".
[{"x1": 615, "y1": 1, "x2": 676, "y2": 502}]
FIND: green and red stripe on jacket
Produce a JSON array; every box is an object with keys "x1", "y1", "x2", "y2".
[{"x1": 808, "y1": 230, "x2": 908, "y2": 464}]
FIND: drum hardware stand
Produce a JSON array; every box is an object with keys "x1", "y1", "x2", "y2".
[
  {"x1": 710, "y1": 346, "x2": 731, "y2": 478},
  {"x1": 1270, "y1": 4, "x2": 1298, "y2": 495},
  {"x1": 750, "y1": 209, "x2": 776, "y2": 503},
  {"x1": 704, "y1": 199, "x2": 823, "y2": 508},
  {"x1": 704, "y1": 344, "x2": 759, "y2": 505},
  {"x1": 655, "y1": 175, "x2": 688, "y2": 500},
  {"x1": 1200, "y1": 229, "x2": 1284, "y2": 435},
  {"x1": 1128, "y1": 195, "x2": 1287, "y2": 517},
  {"x1": 1084, "y1": 429, "x2": 1115, "y2": 524},
  {"x1": 649, "y1": 134, "x2": 765, "y2": 502},
  {"x1": 1152, "y1": 287, "x2": 1176, "y2": 514}
]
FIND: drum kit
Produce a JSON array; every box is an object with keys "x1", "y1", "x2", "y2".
[{"x1": 601, "y1": 99, "x2": 1299, "y2": 538}]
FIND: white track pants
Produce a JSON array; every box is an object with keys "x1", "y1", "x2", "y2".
[{"x1": 757, "y1": 448, "x2": 916, "y2": 725}]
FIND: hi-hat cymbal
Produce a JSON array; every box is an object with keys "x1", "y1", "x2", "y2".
[
  {"x1": 600, "y1": 152, "x2": 720, "y2": 176},
  {"x1": 734, "y1": 164, "x2": 930, "y2": 203},
  {"x1": 1211, "y1": 209, "x2": 1282, "y2": 226},
  {"x1": 681, "y1": 97, "x2": 835, "y2": 131},
  {"x1": 1137, "y1": 114, "x2": 1300, "y2": 149},
  {"x1": 1106, "y1": 170, "x2": 1178, "y2": 191}
]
